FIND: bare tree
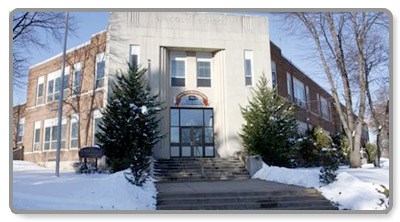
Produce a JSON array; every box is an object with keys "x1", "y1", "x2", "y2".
[
  {"x1": 12, "y1": 12, "x2": 76, "y2": 88},
  {"x1": 280, "y1": 12, "x2": 389, "y2": 168},
  {"x1": 62, "y1": 33, "x2": 106, "y2": 148}
]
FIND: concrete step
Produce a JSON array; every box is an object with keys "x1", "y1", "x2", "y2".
[
  {"x1": 154, "y1": 157, "x2": 250, "y2": 182},
  {"x1": 157, "y1": 199, "x2": 336, "y2": 210},
  {"x1": 156, "y1": 175, "x2": 251, "y2": 182},
  {"x1": 157, "y1": 193, "x2": 326, "y2": 205},
  {"x1": 157, "y1": 188, "x2": 320, "y2": 199}
]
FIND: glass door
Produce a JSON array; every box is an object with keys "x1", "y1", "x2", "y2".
[
  {"x1": 181, "y1": 127, "x2": 204, "y2": 157},
  {"x1": 170, "y1": 108, "x2": 214, "y2": 158}
]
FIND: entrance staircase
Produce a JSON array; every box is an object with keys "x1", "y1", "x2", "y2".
[
  {"x1": 154, "y1": 157, "x2": 250, "y2": 181},
  {"x1": 154, "y1": 157, "x2": 338, "y2": 210}
]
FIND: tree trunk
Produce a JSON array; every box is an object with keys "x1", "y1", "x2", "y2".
[
  {"x1": 350, "y1": 135, "x2": 362, "y2": 168},
  {"x1": 374, "y1": 129, "x2": 382, "y2": 167}
]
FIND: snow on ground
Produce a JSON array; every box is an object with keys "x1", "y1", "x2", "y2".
[
  {"x1": 12, "y1": 161, "x2": 157, "y2": 211},
  {"x1": 253, "y1": 158, "x2": 390, "y2": 210}
]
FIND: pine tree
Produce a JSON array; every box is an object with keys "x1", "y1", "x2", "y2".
[
  {"x1": 239, "y1": 75, "x2": 298, "y2": 167},
  {"x1": 96, "y1": 64, "x2": 162, "y2": 186}
]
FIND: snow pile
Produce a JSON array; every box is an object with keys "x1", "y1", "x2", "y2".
[
  {"x1": 319, "y1": 172, "x2": 389, "y2": 210},
  {"x1": 13, "y1": 161, "x2": 157, "y2": 211},
  {"x1": 253, "y1": 159, "x2": 390, "y2": 210},
  {"x1": 253, "y1": 163, "x2": 320, "y2": 188}
]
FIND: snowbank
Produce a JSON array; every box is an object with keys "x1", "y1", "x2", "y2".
[
  {"x1": 253, "y1": 160, "x2": 390, "y2": 210},
  {"x1": 13, "y1": 161, "x2": 157, "y2": 211}
]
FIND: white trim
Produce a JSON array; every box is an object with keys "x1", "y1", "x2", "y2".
[
  {"x1": 91, "y1": 30, "x2": 106, "y2": 38},
  {"x1": 36, "y1": 76, "x2": 45, "y2": 105}
]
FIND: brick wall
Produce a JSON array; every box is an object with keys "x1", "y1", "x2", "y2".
[
  {"x1": 23, "y1": 32, "x2": 107, "y2": 166},
  {"x1": 270, "y1": 42, "x2": 342, "y2": 133}
]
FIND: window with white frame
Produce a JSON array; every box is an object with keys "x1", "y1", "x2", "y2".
[
  {"x1": 196, "y1": 52, "x2": 212, "y2": 87},
  {"x1": 286, "y1": 72, "x2": 292, "y2": 102},
  {"x1": 73, "y1": 63, "x2": 81, "y2": 95},
  {"x1": 36, "y1": 76, "x2": 44, "y2": 105},
  {"x1": 93, "y1": 110, "x2": 103, "y2": 146},
  {"x1": 17, "y1": 118, "x2": 25, "y2": 143},
  {"x1": 46, "y1": 67, "x2": 70, "y2": 103},
  {"x1": 271, "y1": 60, "x2": 277, "y2": 89},
  {"x1": 33, "y1": 121, "x2": 41, "y2": 151},
  {"x1": 43, "y1": 118, "x2": 67, "y2": 150},
  {"x1": 95, "y1": 52, "x2": 105, "y2": 89},
  {"x1": 293, "y1": 77, "x2": 306, "y2": 109},
  {"x1": 170, "y1": 51, "x2": 186, "y2": 87},
  {"x1": 130, "y1": 45, "x2": 140, "y2": 68},
  {"x1": 244, "y1": 50, "x2": 253, "y2": 86},
  {"x1": 320, "y1": 95, "x2": 330, "y2": 120},
  {"x1": 70, "y1": 114, "x2": 79, "y2": 149}
]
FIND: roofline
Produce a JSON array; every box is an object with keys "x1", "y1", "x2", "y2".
[{"x1": 29, "y1": 30, "x2": 106, "y2": 70}]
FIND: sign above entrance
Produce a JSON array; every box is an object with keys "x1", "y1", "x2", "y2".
[{"x1": 175, "y1": 90, "x2": 209, "y2": 107}]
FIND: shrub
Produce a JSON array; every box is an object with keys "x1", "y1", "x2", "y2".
[
  {"x1": 365, "y1": 143, "x2": 377, "y2": 163},
  {"x1": 240, "y1": 75, "x2": 298, "y2": 168},
  {"x1": 319, "y1": 147, "x2": 340, "y2": 184}
]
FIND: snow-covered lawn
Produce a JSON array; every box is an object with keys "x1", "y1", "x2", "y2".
[
  {"x1": 253, "y1": 158, "x2": 390, "y2": 210},
  {"x1": 12, "y1": 161, "x2": 157, "y2": 211}
]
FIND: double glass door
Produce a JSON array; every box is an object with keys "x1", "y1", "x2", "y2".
[
  {"x1": 170, "y1": 108, "x2": 214, "y2": 157},
  {"x1": 181, "y1": 126, "x2": 204, "y2": 157}
]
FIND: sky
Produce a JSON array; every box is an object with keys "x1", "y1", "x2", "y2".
[{"x1": 12, "y1": 11, "x2": 331, "y2": 106}]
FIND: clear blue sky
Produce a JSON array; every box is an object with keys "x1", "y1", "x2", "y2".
[{"x1": 12, "y1": 11, "x2": 327, "y2": 105}]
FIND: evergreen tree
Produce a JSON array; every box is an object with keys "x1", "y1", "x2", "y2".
[
  {"x1": 96, "y1": 64, "x2": 162, "y2": 186},
  {"x1": 239, "y1": 75, "x2": 298, "y2": 167}
]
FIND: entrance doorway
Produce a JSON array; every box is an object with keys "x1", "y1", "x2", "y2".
[{"x1": 170, "y1": 108, "x2": 214, "y2": 157}]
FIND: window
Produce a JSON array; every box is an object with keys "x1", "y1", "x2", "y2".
[
  {"x1": 73, "y1": 63, "x2": 81, "y2": 95},
  {"x1": 70, "y1": 114, "x2": 79, "y2": 149},
  {"x1": 33, "y1": 121, "x2": 41, "y2": 151},
  {"x1": 93, "y1": 110, "x2": 103, "y2": 146},
  {"x1": 17, "y1": 118, "x2": 25, "y2": 143},
  {"x1": 244, "y1": 50, "x2": 253, "y2": 86},
  {"x1": 319, "y1": 95, "x2": 330, "y2": 120},
  {"x1": 46, "y1": 68, "x2": 70, "y2": 103},
  {"x1": 36, "y1": 76, "x2": 44, "y2": 105},
  {"x1": 170, "y1": 52, "x2": 186, "y2": 87},
  {"x1": 306, "y1": 86, "x2": 310, "y2": 110},
  {"x1": 293, "y1": 77, "x2": 306, "y2": 109},
  {"x1": 43, "y1": 118, "x2": 67, "y2": 150},
  {"x1": 130, "y1": 45, "x2": 140, "y2": 68},
  {"x1": 271, "y1": 60, "x2": 277, "y2": 90},
  {"x1": 95, "y1": 52, "x2": 105, "y2": 89},
  {"x1": 286, "y1": 72, "x2": 292, "y2": 102},
  {"x1": 196, "y1": 52, "x2": 212, "y2": 87}
]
